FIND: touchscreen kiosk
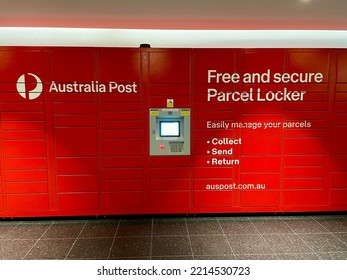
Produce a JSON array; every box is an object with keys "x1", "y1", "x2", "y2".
[{"x1": 149, "y1": 108, "x2": 190, "y2": 155}]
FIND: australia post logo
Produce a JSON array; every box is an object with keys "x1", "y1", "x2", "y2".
[
  {"x1": 16, "y1": 73, "x2": 43, "y2": 100},
  {"x1": 16, "y1": 73, "x2": 138, "y2": 100}
]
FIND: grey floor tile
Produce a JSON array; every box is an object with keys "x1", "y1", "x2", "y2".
[
  {"x1": 66, "y1": 238, "x2": 113, "y2": 259},
  {"x1": 109, "y1": 237, "x2": 151, "y2": 258},
  {"x1": 117, "y1": 221, "x2": 152, "y2": 237},
  {"x1": 0, "y1": 223, "x2": 18, "y2": 238},
  {"x1": 217, "y1": 216, "x2": 250, "y2": 221},
  {"x1": 4, "y1": 224, "x2": 51, "y2": 239},
  {"x1": 24, "y1": 239, "x2": 75, "y2": 260},
  {"x1": 276, "y1": 253, "x2": 320, "y2": 260},
  {"x1": 317, "y1": 252, "x2": 347, "y2": 260},
  {"x1": 186, "y1": 219, "x2": 224, "y2": 235},
  {"x1": 219, "y1": 220, "x2": 258, "y2": 235},
  {"x1": 227, "y1": 234, "x2": 273, "y2": 255},
  {"x1": 2, "y1": 214, "x2": 346, "y2": 260},
  {"x1": 153, "y1": 219, "x2": 188, "y2": 236},
  {"x1": 235, "y1": 254, "x2": 277, "y2": 260},
  {"x1": 42, "y1": 221, "x2": 85, "y2": 239},
  {"x1": 111, "y1": 256, "x2": 151, "y2": 260},
  {"x1": 252, "y1": 220, "x2": 293, "y2": 234},
  {"x1": 152, "y1": 236, "x2": 192, "y2": 257},
  {"x1": 298, "y1": 233, "x2": 347, "y2": 253},
  {"x1": 334, "y1": 232, "x2": 347, "y2": 245},
  {"x1": 120, "y1": 218, "x2": 152, "y2": 223},
  {"x1": 283, "y1": 219, "x2": 328, "y2": 234},
  {"x1": 79, "y1": 219, "x2": 118, "y2": 238},
  {"x1": 312, "y1": 216, "x2": 347, "y2": 233},
  {"x1": 0, "y1": 239, "x2": 37, "y2": 260},
  {"x1": 193, "y1": 254, "x2": 235, "y2": 260},
  {"x1": 152, "y1": 255, "x2": 194, "y2": 260},
  {"x1": 263, "y1": 234, "x2": 314, "y2": 254},
  {"x1": 190, "y1": 235, "x2": 232, "y2": 256}
]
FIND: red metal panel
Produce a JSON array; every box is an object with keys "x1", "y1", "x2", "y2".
[
  {"x1": 330, "y1": 190, "x2": 347, "y2": 205},
  {"x1": 284, "y1": 138, "x2": 325, "y2": 155},
  {"x1": 2, "y1": 121, "x2": 45, "y2": 131},
  {"x1": 194, "y1": 167, "x2": 233, "y2": 179},
  {"x1": 102, "y1": 168, "x2": 142, "y2": 180},
  {"x1": 337, "y1": 82, "x2": 347, "y2": 91},
  {"x1": 332, "y1": 127, "x2": 347, "y2": 154},
  {"x1": 330, "y1": 156, "x2": 347, "y2": 171},
  {"x1": 284, "y1": 178, "x2": 323, "y2": 189},
  {"x1": 100, "y1": 101, "x2": 142, "y2": 111},
  {"x1": 242, "y1": 129, "x2": 282, "y2": 154},
  {"x1": 0, "y1": 47, "x2": 346, "y2": 217},
  {"x1": 284, "y1": 167, "x2": 323, "y2": 177},
  {"x1": 288, "y1": 52, "x2": 329, "y2": 82},
  {"x1": 102, "y1": 192, "x2": 143, "y2": 209},
  {"x1": 0, "y1": 101, "x2": 44, "y2": 112},
  {"x1": 285, "y1": 102, "x2": 328, "y2": 111},
  {"x1": 149, "y1": 50, "x2": 190, "y2": 83},
  {"x1": 337, "y1": 53, "x2": 347, "y2": 83},
  {"x1": 102, "y1": 180, "x2": 142, "y2": 192},
  {"x1": 3, "y1": 140, "x2": 47, "y2": 157},
  {"x1": 57, "y1": 193, "x2": 98, "y2": 210},
  {"x1": 284, "y1": 155, "x2": 324, "y2": 166},
  {"x1": 150, "y1": 191, "x2": 190, "y2": 208},
  {"x1": 150, "y1": 179, "x2": 189, "y2": 191},
  {"x1": 193, "y1": 179, "x2": 234, "y2": 190},
  {"x1": 0, "y1": 50, "x2": 43, "y2": 82},
  {"x1": 4, "y1": 158, "x2": 47, "y2": 169},
  {"x1": 101, "y1": 139, "x2": 142, "y2": 156},
  {"x1": 282, "y1": 190, "x2": 322, "y2": 206},
  {"x1": 56, "y1": 157, "x2": 98, "y2": 175},
  {"x1": 102, "y1": 156, "x2": 142, "y2": 168},
  {"x1": 51, "y1": 49, "x2": 95, "y2": 82},
  {"x1": 56, "y1": 175, "x2": 98, "y2": 192},
  {"x1": 330, "y1": 173, "x2": 347, "y2": 188},
  {"x1": 150, "y1": 84, "x2": 190, "y2": 96},
  {"x1": 54, "y1": 115, "x2": 97, "y2": 127},
  {"x1": 149, "y1": 96, "x2": 191, "y2": 108},
  {"x1": 150, "y1": 156, "x2": 190, "y2": 167},
  {"x1": 98, "y1": 49, "x2": 141, "y2": 83},
  {"x1": 194, "y1": 191, "x2": 232, "y2": 208},
  {"x1": 333, "y1": 113, "x2": 347, "y2": 125},
  {"x1": 193, "y1": 50, "x2": 236, "y2": 84},
  {"x1": 55, "y1": 127, "x2": 97, "y2": 157},
  {"x1": 100, "y1": 111, "x2": 142, "y2": 121},
  {"x1": 100, "y1": 121, "x2": 142, "y2": 131},
  {"x1": 241, "y1": 156, "x2": 281, "y2": 173},
  {"x1": 244, "y1": 51, "x2": 285, "y2": 74},
  {"x1": 240, "y1": 174, "x2": 280, "y2": 189},
  {"x1": 53, "y1": 102, "x2": 97, "y2": 114},
  {"x1": 150, "y1": 168, "x2": 190, "y2": 179},
  {"x1": 2, "y1": 131, "x2": 46, "y2": 139},
  {"x1": 6, "y1": 170, "x2": 47, "y2": 181},
  {"x1": 243, "y1": 102, "x2": 283, "y2": 114},
  {"x1": 100, "y1": 130, "x2": 142, "y2": 139},
  {"x1": 240, "y1": 190, "x2": 280, "y2": 207},
  {"x1": 6, "y1": 194, "x2": 49, "y2": 211},
  {"x1": 6, "y1": 182, "x2": 48, "y2": 194}
]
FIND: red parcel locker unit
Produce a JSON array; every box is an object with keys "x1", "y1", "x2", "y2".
[{"x1": 0, "y1": 47, "x2": 346, "y2": 218}]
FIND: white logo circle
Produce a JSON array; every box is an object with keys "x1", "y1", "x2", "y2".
[{"x1": 16, "y1": 73, "x2": 43, "y2": 100}]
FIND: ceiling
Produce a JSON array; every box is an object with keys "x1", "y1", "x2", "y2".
[{"x1": 1, "y1": 0, "x2": 347, "y2": 30}]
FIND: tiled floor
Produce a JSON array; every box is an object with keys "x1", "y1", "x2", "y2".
[{"x1": 1, "y1": 214, "x2": 347, "y2": 260}]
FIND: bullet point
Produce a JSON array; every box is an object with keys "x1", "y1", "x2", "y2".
[
  {"x1": 207, "y1": 151, "x2": 210, "y2": 154},
  {"x1": 207, "y1": 140, "x2": 210, "y2": 144},
  {"x1": 207, "y1": 160, "x2": 210, "y2": 164}
]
